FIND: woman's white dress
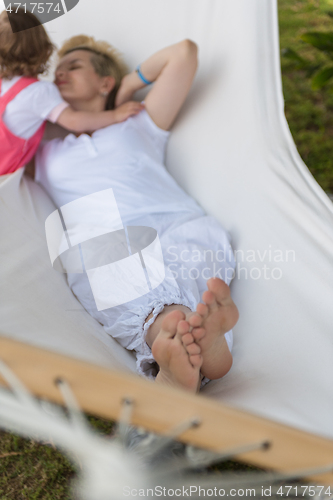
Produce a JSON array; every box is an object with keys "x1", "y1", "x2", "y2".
[{"x1": 36, "y1": 109, "x2": 235, "y2": 378}]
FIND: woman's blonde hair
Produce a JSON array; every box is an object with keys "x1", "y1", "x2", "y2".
[
  {"x1": 58, "y1": 35, "x2": 128, "y2": 110},
  {"x1": 0, "y1": 9, "x2": 54, "y2": 78}
]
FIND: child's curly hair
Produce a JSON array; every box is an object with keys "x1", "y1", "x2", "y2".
[
  {"x1": 58, "y1": 35, "x2": 129, "y2": 110},
  {"x1": 0, "y1": 9, "x2": 54, "y2": 79}
]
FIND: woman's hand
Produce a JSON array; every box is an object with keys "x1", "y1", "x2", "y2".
[{"x1": 113, "y1": 101, "x2": 145, "y2": 122}]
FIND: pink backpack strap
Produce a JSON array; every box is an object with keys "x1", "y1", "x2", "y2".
[{"x1": 0, "y1": 77, "x2": 38, "y2": 108}]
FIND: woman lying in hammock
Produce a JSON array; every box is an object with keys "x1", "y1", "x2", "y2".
[{"x1": 34, "y1": 35, "x2": 239, "y2": 392}]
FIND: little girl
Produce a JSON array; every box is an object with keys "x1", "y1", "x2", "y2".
[{"x1": 0, "y1": 8, "x2": 143, "y2": 175}]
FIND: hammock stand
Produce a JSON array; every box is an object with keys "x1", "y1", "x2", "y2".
[{"x1": 0, "y1": 336, "x2": 332, "y2": 489}]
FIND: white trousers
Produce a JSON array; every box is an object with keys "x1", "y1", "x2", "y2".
[{"x1": 67, "y1": 212, "x2": 236, "y2": 379}]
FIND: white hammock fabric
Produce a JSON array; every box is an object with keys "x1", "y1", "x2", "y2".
[{"x1": 0, "y1": 0, "x2": 332, "y2": 445}]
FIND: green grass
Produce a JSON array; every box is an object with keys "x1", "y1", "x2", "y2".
[
  {"x1": 279, "y1": 0, "x2": 333, "y2": 192},
  {"x1": 1, "y1": 2, "x2": 332, "y2": 497},
  {"x1": 0, "y1": 416, "x2": 114, "y2": 499},
  {"x1": 0, "y1": 415, "x2": 261, "y2": 499},
  {"x1": 0, "y1": 432, "x2": 74, "y2": 499}
]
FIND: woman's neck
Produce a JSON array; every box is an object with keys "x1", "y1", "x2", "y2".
[{"x1": 65, "y1": 96, "x2": 106, "y2": 113}]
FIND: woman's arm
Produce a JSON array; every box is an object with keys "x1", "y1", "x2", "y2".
[{"x1": 115, "y1": 39, "x2": 198, "y2": 131}]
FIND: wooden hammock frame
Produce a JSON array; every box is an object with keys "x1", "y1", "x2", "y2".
[{"x1": 0, "y1": 335, "x2": 332, "y2": 486}]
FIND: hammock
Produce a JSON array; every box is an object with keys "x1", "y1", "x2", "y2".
[{"x1": 0, "y1": 0, "x2": 333, "y2": 492}]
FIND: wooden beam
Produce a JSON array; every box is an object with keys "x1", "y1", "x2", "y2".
[{"x1": 0, "y1": 336, "x2": 332, "y2": 485}]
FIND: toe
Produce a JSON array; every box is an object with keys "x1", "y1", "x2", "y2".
[
  {"x1": 160, "y1": 309, "x2": 186, "y2": 339},
  {"x1": 207, "y1": 277, "x2": 231, "y2": 305},
  {"x1": 202, "y1": 290, "x2": 218, "y2": 311},
  {"x1": 189, "y1": 354, "x2": 203, "y2": 370},
  {"x1": 177, "y1": 319, "x2": 190, "y2": 335},
  {"x1": 187, "y1": 313, "x2": 202, "y2": 328},
  {"x1": 186, "y1": 342, "x2": 201, "y2": 355},
  {"x1": 196, "y1": 302, "x2": 209, "y2": 318},
  {"x1": 192, "y1": 327, "x2": 206, "y2": 341},
  {"x1": 207, "y1": 279, "x2": 239, "y2": 327},
  {"x1": 182, "y1": 333, "x2": 195, "y2": 346}
]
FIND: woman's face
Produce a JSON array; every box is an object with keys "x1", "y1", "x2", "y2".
[{"x1": 55, "y1": 50, "x2": 113, "y2": 106}]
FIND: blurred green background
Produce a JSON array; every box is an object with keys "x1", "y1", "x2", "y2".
[
  {"x1": 0, "y1": 1, "x2": 332, "y2": 498},
  {"x1": 280, "y1": 0, "x2": 333, "y2": 193}
]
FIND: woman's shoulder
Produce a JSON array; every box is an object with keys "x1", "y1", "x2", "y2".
[
  {"x1": 132, "y1": 106, "x2": 170, "y2": 138},
  {"x1": 124, "y1": 108, "x2": 171, "y2": 160},
  {"x1": 93, "y1": 108, "x2": 170, "y2": 146},
  {"x1": 125, "y1": 107, "x2": 170, "y2": 155}
]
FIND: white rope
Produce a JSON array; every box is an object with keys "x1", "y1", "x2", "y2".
[
  {"x1": 132, "y1": 417, "x2": 201, "y2": 461},
  {"x1": 152, "y1": 439, "x2": 270, "y2": 477},
  {"x1": 55, "y1": 378, "x2": 90, "y2": 433},
  {"x1": 116, "y1": 397, "x2": 134, "y2": 444},
  {"x1": 185, "y1": 439, "x2": 270, "y2": 467},
  {"x1": 0, "y1": 359, "x2": 39, "y2": 409},
  {"x1": 0, "y1": 365, "x2": 148, "y2": 500}
]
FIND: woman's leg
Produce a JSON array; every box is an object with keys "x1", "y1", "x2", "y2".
[
  {"x1": 150, "y1": 309, "x2": 203, "y2": 392},
  {"x1": 193, "y1": 278, "x2": 238, "y2": 380},
  {"x1": 144, "y1": 304, "x2": 203, "y2": 392},
  {"x1": 144, "y1": 279, "x2": 239, "y2": 384}
]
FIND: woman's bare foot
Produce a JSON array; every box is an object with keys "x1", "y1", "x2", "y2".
[
  {"x1": 152, "y1": 310, "x2": 203, "y2": 392},
  {"x1": 188, "y1": 278, "x2": 239, "y2": 380}
]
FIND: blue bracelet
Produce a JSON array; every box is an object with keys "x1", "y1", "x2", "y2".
[{"x1": 136, "y1": 65, "x2": 153, "y2": 85}]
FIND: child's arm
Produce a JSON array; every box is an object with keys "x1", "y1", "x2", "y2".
[{"x1": 56, "y1": 101, "x2": 144, "y2": 133}]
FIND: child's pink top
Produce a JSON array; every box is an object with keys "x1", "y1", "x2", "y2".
[{"x1": 0, "y1": 77, "x2": 46, "y2": 175}]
